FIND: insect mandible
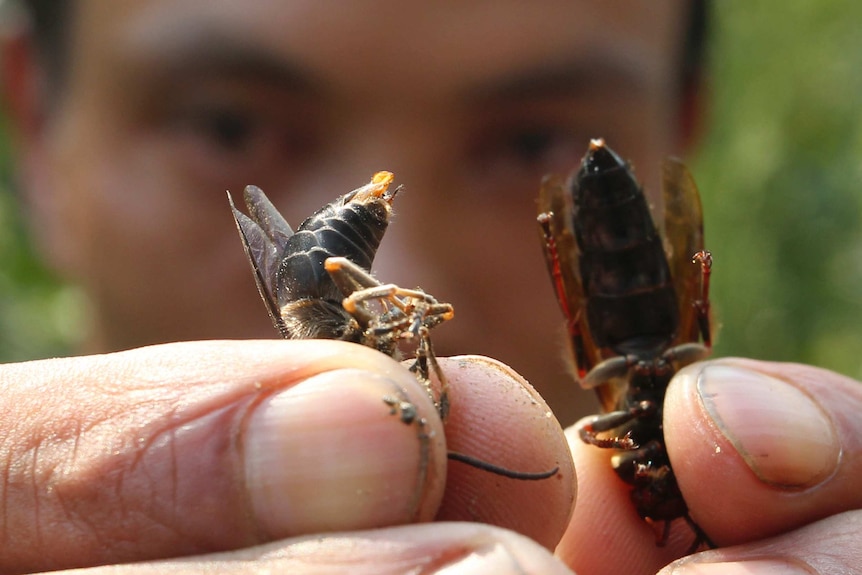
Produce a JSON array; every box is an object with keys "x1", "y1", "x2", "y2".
[{"x1": 537, "y1": 139, "x2": 713, "y2": 550}]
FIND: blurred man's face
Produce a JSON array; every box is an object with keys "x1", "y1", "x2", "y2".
[{"x1": 19, "y1": 0, "x2": 689, "y2": 423}]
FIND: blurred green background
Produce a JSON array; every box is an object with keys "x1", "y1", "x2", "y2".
[
  {"x1": 694, "y1": 2, "x2": 862, "y2": 376},
  {"x1": 2, "y1": 2, "x2": 862, "y2": 379},
  {"x1": 0, "y1": 132, "x2": 87, "y2": 360}
]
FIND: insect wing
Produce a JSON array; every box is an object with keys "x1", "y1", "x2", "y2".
[
  {"x1": 228, "y1": 186, "x2": 294, "y2": 338},
  {"x1": 538, "y1": 175, "x2": 608, "y2": 388},
  {"x1": 661, "y1": 158, "x2": 706, "y2": 345}
]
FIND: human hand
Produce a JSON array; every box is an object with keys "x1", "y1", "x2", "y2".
[
  {"x1": 0, "y1": 340, "x2": 574, "y2": 574},
  {"x1": 557, "y1": 358, "x2": 862, "y2": 574}
]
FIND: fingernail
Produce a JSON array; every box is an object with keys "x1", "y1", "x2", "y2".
[
  {"x1": 697, "y1": 364, "x2": 839, "y2": 487},
  {"x1": 243, "y1": 369, "x2": 444, "y2": 538},
  {"x1": 667, "y1": 558, "x2": 815, "y2": 575}
]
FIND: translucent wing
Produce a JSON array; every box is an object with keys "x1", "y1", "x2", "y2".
[
  {"x1": 662, "y1": 158, "x2": 706, "y2": 345},
  {"x1": 228, "y1": 186, "x2": 294, "y2": 338}
]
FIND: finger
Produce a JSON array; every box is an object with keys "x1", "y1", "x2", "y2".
[
  {"x1": 659, "y1": 510, "x2": 862, "y2": 575},
  {"x1": 59, "y1": 523, "x2": 575, "y2": 575},
  {"x1": 556, "y1": 357, "x2": 862, "y2": 574},
  {"x1": 556, "y1": 424, "x2": 691, "y2": 575},
  {"x1": 665, "y1": 358, "x2": 860, "y2": 546},
  {"x1": 0, "y1": 340, "x2": 446, "y2": 573},
  {"x1": 433, "y1": 356, "x2": 576, "y2": 550}
]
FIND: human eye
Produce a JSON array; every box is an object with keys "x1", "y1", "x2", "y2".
[
  {"x1": 182, "y1": 103, "x2": 260, "y2": 156},
  {"x1": 466, "y1": 118, "x2": 588, "y2": 197},
  {"x1": 464, "y1": 94, "x2": 644, "y2": 199},
  {"x1": 497, "y1": 124, "x2": 583, "y2": 171},
  {"x1": 163, "y1": 89, "x2": 320, "y2": 188}
]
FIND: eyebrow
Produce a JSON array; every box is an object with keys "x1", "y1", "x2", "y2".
[
  {"x1": 123, "y1": 25, "x2": 325, "y2": 95},
  {"x1": 121, "y1": 20, "x2": 650, "y2": 107},
  {"x1": 464, "y1": 52, "x2": 651, "y2": 103}
]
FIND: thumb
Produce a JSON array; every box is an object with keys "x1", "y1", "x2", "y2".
[
  {"x1": 665, "y1": 358, "x2": 860, "y2": 545},
  {"x1": 0, "y1": 339, "x2": 446, "y2": 573}
]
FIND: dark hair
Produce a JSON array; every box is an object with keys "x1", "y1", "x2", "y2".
[
  {"x1": 19, "y1": 0, "x2": 71, "y2": 94},
  {"x1": 22, "y1": 1, "x2": 709, "y2": 97},
  {"x1": 681, "y1": 0, "x2": 709, "y2": 94}
]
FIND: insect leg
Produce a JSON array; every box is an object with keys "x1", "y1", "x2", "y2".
[
  {"x1": 323, "y1": 257, "x2": 451, "y2": 416},
  {"x1": 410, "y1": 324, "x2": 450, "y2": 420},
  {"x1": 538, "y1": 212, "x2": 592, "y2": 378},
  {"x1": 581, "y1": 355, "x2": 631, "y2": 389},
  {"x1": 366, "y1": 287, "x2": 454, "y2": 329},
  {"x1": 325, "y1": 257, "x2": 455, "y2": 336},
  {"x1": 578, "y1": 399, "x2": 657, "y2": 449},
  {"x1": 393, "y1": 329, "x2": 558, "y2": 480},
  {"x1": 662, "y1": 342, "x2": 711, "y2": 368},
  {"x1": 343, "y1": 284, "x2": 403, "y2": 322},
  {"x1": 324, "y1": 257, "x2": 393, "y2": 324},
  {"x1": 420, "y1": 302, "x2": 455, "y2": 327},
  {"x1": 684, "y1": 515, "x2": 717, "y2": 553},
  {"x1": 619, "y1": 440, "x2": 716, "y2": 551},
  {"x1": 324, "y1": 243, "x2": 554, "y2": 481},
  {"x1": 692, "y1": 250, "x2": 713, "y2": 347}
]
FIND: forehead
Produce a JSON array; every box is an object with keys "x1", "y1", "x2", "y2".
[{"x1": 70, "y1": 1, "x2": 687, "y2": 101}]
